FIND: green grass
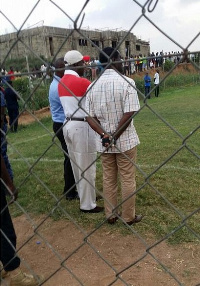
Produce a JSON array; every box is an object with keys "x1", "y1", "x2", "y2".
[{"x1": 7, "y1": 85, "x2": 200, "y2": 244}]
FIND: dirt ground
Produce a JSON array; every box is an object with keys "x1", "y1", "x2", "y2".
[
  {"x1": 18, "y1": 107, "x2": 51, "y2": 126},
  {"x1": 4, "y1": 66, "x2": 200, "y2": 286},
  {"x1": 2, "y1": 215, "x2": 200, "y2": 286}
]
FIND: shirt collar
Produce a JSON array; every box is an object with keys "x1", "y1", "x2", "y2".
[
  {"x1": 102, "y1": 69, "x2": 115, "y2": 74},
  {"x1": 64, "y1": 69, "x2": 80, "y2": 77}
]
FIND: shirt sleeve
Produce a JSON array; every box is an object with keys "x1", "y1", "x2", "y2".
[
  {"x1": 124, "y1": 81, "x2": 140, "y2": 113},
  {"x1": 85, "y1": 91, "x2": 95, "y2": 117}
]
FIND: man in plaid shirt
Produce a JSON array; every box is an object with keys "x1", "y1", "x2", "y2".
[{"x1": 85, "y1": 47, "x2": 143, "y2": 225}]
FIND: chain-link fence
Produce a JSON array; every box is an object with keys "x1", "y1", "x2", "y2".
[{"x1": 1, "y1": 1, "x2": 200, "y2": 285}]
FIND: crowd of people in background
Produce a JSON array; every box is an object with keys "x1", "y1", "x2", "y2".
[
  {"x1": 120, "y1": 50, "x2": 187, "y2": 76},
  {"x1": 0, "y1": 49, "x2": 196, "y2": 84},
  {"x1": 79, "y1": 50, "x2": 188, "y2": 79}
]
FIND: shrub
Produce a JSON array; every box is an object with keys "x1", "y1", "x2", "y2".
[
  {"x1": 164, "y1": 73, "x2": 200, "y2": 88},
  {"x1": 11, "y1": 77, "x2": 50, "y2": 111},
  {"x1": 33, "y1": 86, "x2": 49, "y2": 110},
  {"x1": 134, "y1": 79, "x2": 145, "y2": 99},
  {"x1": 13, "y1": 77, "x2": 29, "y2": 94},
  {"x1": 163, "y1": 60, "x2": 175, "y2": 72}
]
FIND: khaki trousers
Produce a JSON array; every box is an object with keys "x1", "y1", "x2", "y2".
[{"x1": 101, "y1": 147, "x2": 137, "y2": 222}]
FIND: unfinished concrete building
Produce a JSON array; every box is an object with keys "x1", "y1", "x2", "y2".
[{"x1": 0, "y1": 26, "x2": 150, "y2": 62}]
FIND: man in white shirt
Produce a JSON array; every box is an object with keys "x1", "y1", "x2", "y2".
[{"x1": 154, "y1": 70, "x2": 160, "y2": 97}]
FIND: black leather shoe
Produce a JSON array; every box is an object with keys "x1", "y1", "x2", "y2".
[
  {"x1": 66, "y1": 194, "x2": 79, "y2": 200},
  {"x1": 126, "y1": 214, "x2": 143, "y2": 225},
  {"x1": 80, "y1": 206, "x2": 104, "y2": 213},
  {"x1": 107, "y1": 217, "x2": 118, "y2": 224}
]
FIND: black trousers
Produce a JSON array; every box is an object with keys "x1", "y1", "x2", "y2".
[
  {"x1": 7, "y1": 106, "x2": 19, "y2": 132},
  {"x1": 53, "y1": 122, "x2": 76, "y2": 198},
  {"x1": 154, "y1": 84, "x2": 159, "y2": 97},
  {"x1": 0, "y1": 186, "x2": 20, "y2": 271}
]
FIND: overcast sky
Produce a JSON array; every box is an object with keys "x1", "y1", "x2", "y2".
[{"x1": 0, "y1": 0, "x2": 200, "y2": 54}]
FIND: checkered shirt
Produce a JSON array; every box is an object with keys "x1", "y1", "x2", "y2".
[{"x1": 85, "y1": 69, "x2": 140, "y2": 153}]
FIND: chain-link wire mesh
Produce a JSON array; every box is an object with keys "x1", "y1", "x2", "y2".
[{"x1": 1, "y1": 0, "x2": 200, "y2": 285}]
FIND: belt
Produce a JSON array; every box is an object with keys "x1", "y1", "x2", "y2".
[{"x1": 67, "y1": 117, "x2": 86, "y2": 121}]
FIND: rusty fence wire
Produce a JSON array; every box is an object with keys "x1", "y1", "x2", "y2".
[{"x1": 0, "y1": 0, "x2": 200, "y2": 285}]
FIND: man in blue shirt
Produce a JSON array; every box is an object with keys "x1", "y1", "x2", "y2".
[
  {"x1": 49, "y1": 58, "x2": 77, "y2": 200},
  {"x1": 144, "y1": 72, "x2": 151, "y2": 99}
]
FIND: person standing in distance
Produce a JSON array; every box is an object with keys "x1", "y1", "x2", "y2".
[
  {"x1": 49, "y1": 57, "x2": 77, "y2": 200},
  {"x1": 85, "y1": 47, "x2": 143, "y2": 225},
  {"x1": 144, "y1": 72, "x2": 151, "y2": 99},
  {"x1": 7, "y1": 66, "x2": 15, "y2": 81},
  {"x1": 58, "y1": 50, "x2": 103, "y2": 213},
  {"x1": 154, "y1": 69, "x2": 160, "y2": 97},
  {"x1": 4, "y1": 81, "x2": 19, "y2": 132}
]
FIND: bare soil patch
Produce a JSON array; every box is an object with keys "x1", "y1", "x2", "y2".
[
  {"x1": 18, "y1": 107, "x2": 51, "y2": 126},
  {"x1": 3, "y1": 215, "x2": 200, "y2": 286},
  {"x1": 132, "y1": 62, "x2": 199, "y2": 80}
]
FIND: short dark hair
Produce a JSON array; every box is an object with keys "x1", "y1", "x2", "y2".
[
  {"x1": 99, "y1": 47, "x2": 120, "y2": 64},
  {"x1": 53, "y1": 57, "x2": 64, "y2": 69}
]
